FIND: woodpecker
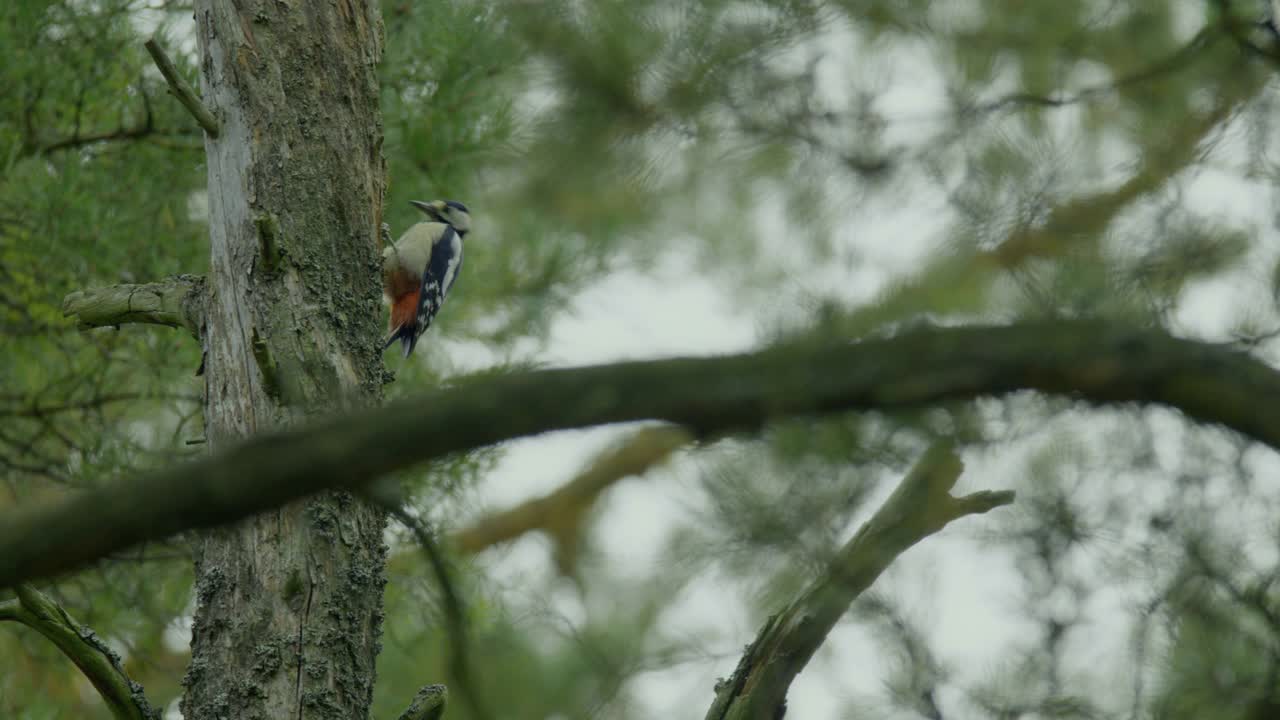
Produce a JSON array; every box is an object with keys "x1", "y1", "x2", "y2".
[{"x1": 382, "y1": 199, "x2": 472, "y2": 357}]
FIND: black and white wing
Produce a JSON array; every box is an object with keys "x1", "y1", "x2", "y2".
[{"x1": 407, "y1": 225, "x2": 464, "y2": 356}]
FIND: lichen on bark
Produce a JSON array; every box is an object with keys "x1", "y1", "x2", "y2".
[{"x1": 180, "y1": 1, "x2": 390, "y2": 718}]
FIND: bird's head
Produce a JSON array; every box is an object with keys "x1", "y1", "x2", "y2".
[{"x1": 410, "y1": 199, "x2": 471, "y2": 237}]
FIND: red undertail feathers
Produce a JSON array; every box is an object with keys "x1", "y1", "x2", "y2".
[{"x1": 384, "y1": 290, "x2": 420, "y2": 358}]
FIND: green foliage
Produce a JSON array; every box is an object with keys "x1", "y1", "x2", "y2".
[
  {"x1": 6, "y1": 0, "x2": 1280, "y2": 717},
  {"x1": 1, "y1": 1, "x2": 205, "y2": 715}
]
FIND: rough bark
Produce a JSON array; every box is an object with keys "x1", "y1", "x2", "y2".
[
  {"x1": 181, "y1": 2, "x2": 388, "y2": 719},
  {"x1": 6, "y1": 321, "x2": 1280, "y2": 589}
]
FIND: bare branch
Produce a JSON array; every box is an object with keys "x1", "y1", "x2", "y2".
[
  {"x1": 705, "y1": 443, "x2": 1014, "y2": 719},
  {"x1": 0, "y1": 393, "x2": 199, "y2": 419},
  {"x1": 990, "y1": 83, "x2": 1249, "y2": 268},
  {"x1": 144, "y1": 38, "x2": 220, "y2": 138},
  {"x1": 4, "y1": 320, "x2": 1280, "y2": 588},
  {"x1": 0, "y1": 585, "x2": 159, "y2": 720},
  {"x1": 38, "y1": 126, "x2": 197, "y2": 155},
  {"x1": 62, "y1": 274, "x2": 205, "y2": 338},
  {"x1": 452, "y1": 425, "x2": 692, "y2": 573}
]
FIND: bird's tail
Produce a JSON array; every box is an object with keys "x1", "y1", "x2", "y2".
[
  {"x1": 382, "y1": 324, "x2": 417, "y2": 358},
  {"x1": 385, "y1": 292, "x2": 420, "y2": 357}
]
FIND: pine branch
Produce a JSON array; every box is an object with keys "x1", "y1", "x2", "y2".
[
  {"x1": 2, "y1": 320, "x2": 1280, "y2": 588},
  {"x1": 839, "y1": 53, "x2": 1267, "y2": 331},
  {"x1": 704, "y1": 442, "x2": 1013, "y2": 719},
  {"x1": 0, "y1": 393, "x2": 199, "y2": 419},
  {"x1": 452, "y1": 424, "x2": 692, "y2": 573},
  {"x1": 38, "y1": 126, "x2": 197, "y2": 155},
  {"x1": 384, "y1": 505, "x2": 490, "y2": 720}
]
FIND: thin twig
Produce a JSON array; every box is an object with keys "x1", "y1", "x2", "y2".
[
  {"x1": 383, "y1": 503, "x2": 492, "y2": 720},
  {"x1": 0, "y1": 393, "x2": 199, "y2": 419},
  {"x1": 144, "y1": 38, "x2": 219, "y2": 138},
  {"x1": 968, "y1": 26, "x2": 1217, "y2": 115}
]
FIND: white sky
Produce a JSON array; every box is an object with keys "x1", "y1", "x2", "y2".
[{"x1": 459, "y1": 201, "x2": 1277, "y2": 720}]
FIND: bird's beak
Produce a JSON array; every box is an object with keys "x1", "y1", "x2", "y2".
[{"x1": 409, "y1": 200, "x2": 445, "y2": 222}]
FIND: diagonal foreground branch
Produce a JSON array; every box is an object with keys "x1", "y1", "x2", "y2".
[
  {"x1": 2, "y1": 320, "x2": 1280, "y2": 588},
  {"x1": 0, "y1": 585, "x2": 159, "y2": 720},
  {"x1": 62, "y1": 274, "x2": 205, "y2": 338},
  {"x1": 704, "y1": 443, "x2": 1013, "y2": 719}
]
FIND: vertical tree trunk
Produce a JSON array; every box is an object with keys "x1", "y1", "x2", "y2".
[{"x1": 181, "y1": 2, "x2": 388, "y2": 718}]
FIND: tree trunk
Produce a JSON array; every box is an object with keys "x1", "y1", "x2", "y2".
[{"x1": 181, "y1": 2, "x2": 388, "y2": 719}]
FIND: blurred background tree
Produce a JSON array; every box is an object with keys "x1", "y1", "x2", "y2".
[{"x1": 4, "y1": 0, "x2": 1280, "y2": 718}]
